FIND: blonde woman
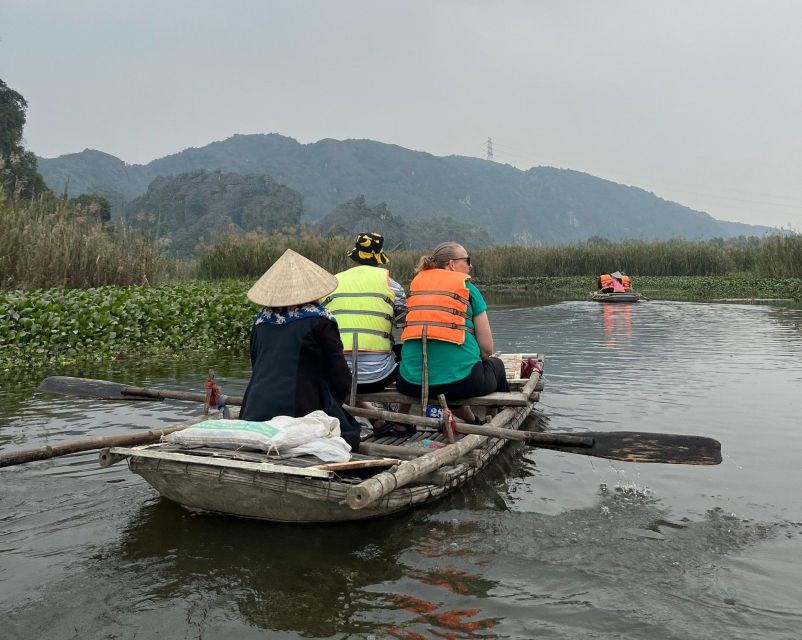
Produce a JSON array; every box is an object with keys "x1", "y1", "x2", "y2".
[{"x1": 397, "y1": 242, "x2": 508, "y2": 423}]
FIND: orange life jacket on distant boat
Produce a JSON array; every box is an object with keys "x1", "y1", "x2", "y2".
[
  {"x1": 400, "y1": 269, "x2": 473, "y2": 345},
  {"x1": 621, "y1": 275, "x2": 631, "y2": 291},
  {"x1": 599, "y1": 274, "x2": 614, "y2": 291}
]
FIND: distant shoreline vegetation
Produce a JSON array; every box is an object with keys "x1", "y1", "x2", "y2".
[
  {"x1": 2, "y1": 192, "x2": 802, "y2": 373},
  {"x1": 2, "y1": 275, "x2": 800, "y2": 375},
  {"x1": 3, "y1": 188, "x2": 802, "y2": 290}
]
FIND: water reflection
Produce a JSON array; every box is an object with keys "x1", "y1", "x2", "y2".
[
  {"x1": 99, "y1": 499, "x2": 512, "y2": 638},
  {"x1": 107, "y1": 499, "x2": 410, "y2": 636},
  {"x1": 600, "y1": 303, "x2": 633, "y2": 348}
]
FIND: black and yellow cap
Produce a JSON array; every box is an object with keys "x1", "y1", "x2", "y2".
[{"x1": 348, "y1": 232, "x2": 390, "y2": 265}]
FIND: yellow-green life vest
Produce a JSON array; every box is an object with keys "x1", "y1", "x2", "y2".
[{"x1": 324, "y1": 265, "x2": 395, "y2": 353}]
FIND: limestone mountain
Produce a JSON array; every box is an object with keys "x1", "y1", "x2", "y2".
[
  {"x1": 38, "y1": 134, "x2": 777, "y2": 244},
  {"x1": 126, "y1": 170, "x2": 303, "y2": 256}
]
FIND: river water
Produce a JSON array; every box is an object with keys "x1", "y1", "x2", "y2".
[{"x1": 1, "y1": 298, "x2": 801, "y2": 639}]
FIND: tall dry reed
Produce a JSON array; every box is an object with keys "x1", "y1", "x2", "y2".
[
  {"x1": 196, "y1": 233, "x2": 802, "y2": 283},
  {"x1": 0, "y1": 191, "x2": 163, "y2": 289},
  {"x1": 196, "y1": 230, "x2": 419, "y2": 281}
]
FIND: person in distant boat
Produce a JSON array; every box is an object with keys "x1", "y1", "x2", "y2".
[
  {"x1": 396, "y1": 241, "x2": 509, "y2": 424},
  {"x1": 239, "y1": 249, "x2": 361, "y2": 452},
  {"x1": 598, "y1": 271, "x2": 628, "y2": 293}
]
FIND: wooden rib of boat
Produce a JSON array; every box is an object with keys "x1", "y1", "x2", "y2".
[
  {"x1": 589, "y1": 291, "x2": 642, "y2": 303},
  {"x1": 99, "y1": 354, "x2": 545, "y2": 523}
]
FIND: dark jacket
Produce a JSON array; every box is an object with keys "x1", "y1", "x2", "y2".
[{"x1": 239, "y1": 316, "x2": 360, "y2": 450}]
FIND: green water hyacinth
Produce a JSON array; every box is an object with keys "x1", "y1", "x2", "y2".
[
  {"x1": 0, "y1": 283, "x2": 255, "y2": 372},
  {"x1": 1, "y1": 276, "x2": 800, "y2": 375}
]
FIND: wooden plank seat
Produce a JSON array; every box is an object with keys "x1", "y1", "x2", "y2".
[
  {"x1": 356, "y1": 388, "x2": 538, "y2": 407},
  {"x1": 356, "y1": 353, "x2": 544, "y2": 407}
]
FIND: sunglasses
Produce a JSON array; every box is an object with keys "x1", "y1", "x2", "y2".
[{"x1": 452, "y1": 255, "x2": 471, "y2": 266}]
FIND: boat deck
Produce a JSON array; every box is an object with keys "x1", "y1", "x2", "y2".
[{"x1": 99, "y1": 353, "x2": 545, "y2": 521}]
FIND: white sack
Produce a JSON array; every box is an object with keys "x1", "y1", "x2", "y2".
[{"x1": 164, "y1": 410, "x2": 342, "y2": 454}]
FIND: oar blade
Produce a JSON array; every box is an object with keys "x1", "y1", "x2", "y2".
[
  {"x1": 38, "y1": 376, "x2": 149, "y2": 401},
  {"x1": 539, "y1": 431, "x2": 722, "y2": 465}
]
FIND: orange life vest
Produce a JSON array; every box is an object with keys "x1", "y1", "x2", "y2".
[
  {"x1": 599, "y1": 274, "x2": 614, "y2": 290},
  {"x1": 400, "y1": 269, "x2": 473, "y2": 345},
  {"x1": 621, "y1": 275, "x2": 631, "y2": 291}
]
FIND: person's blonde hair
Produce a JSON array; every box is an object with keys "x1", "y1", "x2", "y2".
[{"x1": 415, "y1": 241, "x2": 466, "y2": 273}]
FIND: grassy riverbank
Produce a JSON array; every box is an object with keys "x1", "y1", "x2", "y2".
[
  {"x1": 479, "y1": 275, "x2": 802, "y2": 301},
  {"x1": 3, "y1": 195, "x2": 801, "y2": 373},
  {"x1": 2, "y1": 275, "x2": 801, "y2": 374}
]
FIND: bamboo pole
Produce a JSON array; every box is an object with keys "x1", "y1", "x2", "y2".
[
  {"x1": 358, "y1": 442, "x2": 431, "y2": 459},
  {"x1": 345, "y1": 407, "x2": 517, "y2": 509},
  {"x1": 0, "y1": 415, "x2": 208, "y2": 469},
  {"x1": 346, "y1": 404, "x2": 591, "y2": 448},
  {"x1": 345, "y1": 366, "x2": 546, "y2": 510}
]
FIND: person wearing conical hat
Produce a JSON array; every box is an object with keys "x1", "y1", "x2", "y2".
[
  {"x1": 324, "y1": 233, "x2": 410, "y2": 435},
  {"x1": 239, "y1": 249, "x2": 362, "y2": 451},
  {"x1": 598, "y1": 271, "x2": 627, "y2": 293}
]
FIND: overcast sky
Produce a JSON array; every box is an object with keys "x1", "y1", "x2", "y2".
[{"x1": 2, "y1": 0, "x2": 801, "y2": 230}]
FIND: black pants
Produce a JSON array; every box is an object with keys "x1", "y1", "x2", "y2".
[{"x1": 396, "y1": 357, "x2": 509, "y2": 406}]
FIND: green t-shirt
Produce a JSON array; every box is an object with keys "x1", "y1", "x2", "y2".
[{"x1": 399, "y1": 282, "x2": 488, "y2": 386}]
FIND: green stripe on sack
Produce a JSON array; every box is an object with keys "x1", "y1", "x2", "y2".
[{"x1": 194, "y1": 420, "x2": 280, "y2": 438}]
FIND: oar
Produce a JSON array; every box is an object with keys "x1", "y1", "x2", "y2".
[
  {"x1": 37, "y1": 377, "x2": 722, "y2": 465},
  {"x1": 0, "y1": 415, "x2": 206, "y2": 469},
  {"x1": 345, "y1": 405, "x2": 722, "y2": 465},
  {"x1": 38, "y1": 376, "x2": 244, "y2": 405}
]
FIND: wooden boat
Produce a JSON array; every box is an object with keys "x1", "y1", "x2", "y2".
[
  {"x1": 98, "y1": 354, "x2": 546, "y2": 523},
  {"x1": 589, "y1": 291, "x2": 642, "y2": 303}
]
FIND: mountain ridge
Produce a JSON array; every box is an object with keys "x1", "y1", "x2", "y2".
[{"x1": 37, "y1": 133, "x2": 778, "y2": 244}]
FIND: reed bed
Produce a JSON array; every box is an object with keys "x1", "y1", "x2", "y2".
[
  {"x1": 196, "y1": 230, "x2": 419, "y2": 282},
  {"x1": 754, "y1": 235, "x2": 802, "y2": 278},
  {"x1": 196, "y1": 234, "x2": 802, "y2": 282},
  {"x1": 0, "y1": 193, "x2": 162, "y2": 289}
]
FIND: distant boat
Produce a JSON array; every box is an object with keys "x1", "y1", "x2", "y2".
[{"x1": 589, "y1": 291, "x2": 642, "y2": 303}]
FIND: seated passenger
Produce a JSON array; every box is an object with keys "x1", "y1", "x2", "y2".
[
  {"x1": 609, "y1": 271, "x2": 627, "y2": 292},
  {"x1": 324, "y1": 232, "x2": 407, "y2": 394},
  {"x1": 239, "y1": 249, "x2": 361, "y2": 451},
  {"x1": 599, "y1": 272, "x2": 627, "y2": 293},
  {"x1": 598, "y1": 273, "x2": 615, "y2": 292},
  {"x1": 396, "y1": 241, "x2": 509, "y2": 424}
]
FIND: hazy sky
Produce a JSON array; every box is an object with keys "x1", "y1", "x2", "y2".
[{"x1": 2, "y1": 0, "x2": 801, "y2": 229}]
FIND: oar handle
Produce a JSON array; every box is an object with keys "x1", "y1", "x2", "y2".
[{"x1": 121, "y1": 386, "x2": 243, "y2": 406}]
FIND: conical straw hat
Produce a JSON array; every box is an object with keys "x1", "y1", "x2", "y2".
[
  {"x1": 611, "y1": 271, "x2": 623, "y2": 279},
  {"x1": 247, "y1": 249, "x2": 338, "y2": 307}
]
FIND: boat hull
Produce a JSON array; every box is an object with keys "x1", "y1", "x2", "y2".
[
  {"x1": 589, "y1": 291, "x2": 642, "y2": 303},
  {"x1": 127, "y1": 403, "x2": 530, "y2": 523}
]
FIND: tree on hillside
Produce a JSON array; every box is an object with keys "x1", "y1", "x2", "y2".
[
  {"x1": 318, "y1": 195, "x2": 408, "y2": 247},
  {"x1": 126, "y1": 170, "x2": 305, "y2": 256},
  {"x1": 317, "y1": 195, "x2": 494, "y2": 250},
  {"x1": 0, "y1": 78, "x2": 49, "y2": 199},
  {"x1": 69, "y1": 193, "x2": 112, "y2": 223}
]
